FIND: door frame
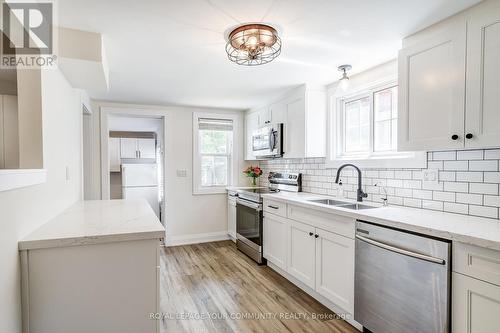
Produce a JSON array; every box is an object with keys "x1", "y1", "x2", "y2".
[{"x1": 100, "y1": 106, "x2": 169, "y2": 230}]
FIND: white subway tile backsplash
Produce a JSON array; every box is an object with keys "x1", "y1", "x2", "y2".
[
  {"x1": 422, "y1": 200, "x2": 444, "y2": 211},
  {"x1": 443, "y1": 161, "x2": 468, "y2": 171},
  {"x1": 456, "y1": 193, "x2": 483, "y2": 205},
  {"x1": 433, "y1": 191, "x2": 456, "y2": 202},
  {"x1": 404, "y1": 198, "x2": 422, "y2": 208},
  {"x1": 433, "y1": 151, "x2": 456, "y2": 160},
  {"x1": 469, "y1": 183, "x2": 498, "y2": 195},
  {"x1": 456, "y1": 172, "x2": 483, "y2": 182},
  {"x1": 444, "y1": 202, "x2": 468, "y2": 214},
  {"x1": 413, "y1": 189, "x2": 433, "y2": 200},
  {"x1": 260, "y1": 148, "x2": 500, "y2": 219},
  {"x1": 469, "y1": 160, "x2": 498, "y2": 172},
  {"x1": 484, "y1": 196, "x2": 500, "y2": 207},
  {"x1": 484, "y1": 172, "x2": 500, "y2": 183},
  {"x1": 444, "y1": 182, "x2": 468, "y2": 193},
  {"x1": 457, "y1": 150, "x2": 483, "y2": 160},
  {"x1": 469, "y1": 205, "x2": 498, "y2": 219},
  {"x1": 484, "y1": 149, "x2": 500, "y2": 160}
]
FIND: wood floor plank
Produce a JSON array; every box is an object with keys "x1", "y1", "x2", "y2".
[{"x1": 160, "y1": 241, "x2": 359, "y2": 333}]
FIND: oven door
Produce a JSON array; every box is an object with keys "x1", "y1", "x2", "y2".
[{"x1": 236, "y1": 198, "x2": 263, "y2": 250}]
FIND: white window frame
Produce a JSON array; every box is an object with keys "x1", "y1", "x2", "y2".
[
  {"x1": 193, "y1": 112, "x2": 238, "y2": 195},
  {"x1": 327, "y1": 79, "x2": 427, "y2": 168}
]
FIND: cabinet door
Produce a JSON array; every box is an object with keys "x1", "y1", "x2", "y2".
[
  {"x1": 283, "y1": 97, "x2": 305, "y2": 159},
  {"x1": 269, "y1": 101, "x2": 287, "y2": 124},
  {"x1": 263, "y1": 214, "x2": 288, "y2": 270},
  {"x1": 453, "y1": 272, "x2": 500, "y2": 333},
  {"x1": 109, "y1": 137, "x2": 121, "y2": 172},
  {"x1": 398, "y1": 22, "x2": 466, "y2": 151},
  {"x1": 465, "y1": 8, "x2": 500, "y2": 148},
  {"x1": 287, "y1": 220, "x2": 315, "y2": 289},
  {"x1": 257, "y1": 107, "x2": 270, "y2": 126},
  {"x1": 245, "y1": 112, "x2": 259, "y2": 160},
  {"x1": 315, "y1": 228, "x2": 354, "y2": 314},
  {"x1": 2, "y1": 95, "x2": 19, "y2": 168},
  {"x1": 120, "y1": 138, "x2": 137, "y2": 159},
  {"x1": 137, "y1": 138, "x2": 156, "y2": 159},
  {"x1": 227, "y1": 198, "x2": 237, "y2": 242}
]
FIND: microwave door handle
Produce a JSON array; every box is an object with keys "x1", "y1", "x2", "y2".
[{"x1": 269, "y1": 129, "x2": 276, "y2": 150}]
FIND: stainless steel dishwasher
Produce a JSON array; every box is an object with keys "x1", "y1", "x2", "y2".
[{"x1": 354, "y1": 220, "x2": 451, "y2": 333}]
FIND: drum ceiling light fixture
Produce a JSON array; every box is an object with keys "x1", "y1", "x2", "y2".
[{"x1": 226, "y1": 23, "x2": 281, "y2": 66}]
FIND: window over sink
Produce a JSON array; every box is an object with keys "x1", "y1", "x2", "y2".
[{"x1": 328, "y1": 80, "x2": 426, "y2": 168}]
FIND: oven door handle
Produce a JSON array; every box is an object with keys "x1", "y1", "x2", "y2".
[
  {"x1": 355, "y1": 234, "x2": 445, "y2": 265},
  {"x1": 236, "y1": 198, "x2": 262, "y2": 211}
]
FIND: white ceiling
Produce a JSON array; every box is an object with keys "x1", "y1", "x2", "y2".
[{"x1": 58, "y1": 0, "x2": 481, "y2": 110}]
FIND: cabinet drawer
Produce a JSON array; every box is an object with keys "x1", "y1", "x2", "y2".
[
  {"x1": 287, "y1": 204, "x2": 355, "y2": 239},
  {"x1": 264, "y1": 199, "x2": 287, "y2": 217},
  {"x1": 453, "y1": 242, "x2": 500, "y2": 286}
]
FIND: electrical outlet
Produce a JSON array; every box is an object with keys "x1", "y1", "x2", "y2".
[{"x1": 423, "y1": 169, "x2": 438, "y2": 182}]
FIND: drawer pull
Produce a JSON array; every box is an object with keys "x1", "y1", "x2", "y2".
[{"x1": 268, "y1": 205, "x2": 279, "y2": 210}]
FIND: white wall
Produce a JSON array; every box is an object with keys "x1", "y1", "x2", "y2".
[
  {"x1": 0, "y1": 68, "x2": 82, "y2": 333},
  {"x1": 85, "y1": 101, "x2": 249, "y2": 244}
]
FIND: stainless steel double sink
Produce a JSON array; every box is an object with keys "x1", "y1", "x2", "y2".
[{"x1": 307, "y1": 198, "x2": 376, "y2": 210}]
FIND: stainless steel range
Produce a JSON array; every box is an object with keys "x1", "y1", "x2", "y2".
[{"x1": 236, "y1": 172, "x2": 301, "y2": 264}]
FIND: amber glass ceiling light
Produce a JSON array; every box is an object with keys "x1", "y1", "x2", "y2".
[{"x1": 226, "y1": 24, "x2": 281, "y2": 66}]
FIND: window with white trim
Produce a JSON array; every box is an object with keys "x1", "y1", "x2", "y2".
[
  {"x1": 328, "y1": 81, "x2": 426, "y2": 168},
  {"x1": 193, "y1": 114, "x2": 236, "y2": 194}
]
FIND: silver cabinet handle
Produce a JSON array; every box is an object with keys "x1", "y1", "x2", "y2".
[
  {"x1": 267, "y1": 205, "x2": 279, "y2": 209},
  {"x1": 355, "y1": 234, "x2": 445, "y2": 265}
]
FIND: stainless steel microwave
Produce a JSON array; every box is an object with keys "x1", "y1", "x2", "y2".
[{"x1": 252, "y1": 123, "x2": 283, "y2": 158}]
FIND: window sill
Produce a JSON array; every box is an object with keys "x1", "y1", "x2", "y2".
[
  {"x1": 0, "y1": 169, "x2": 47, "y2": 192},
  {"x1": 326, "y1": 152, "x2": 427, "y2": 169}
]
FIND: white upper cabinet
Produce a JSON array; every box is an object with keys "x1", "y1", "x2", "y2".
[
  {"x1": 465, "y1": 7, "x2": 500, "y2": 148},
  {"x1": 120, "y1": 137, "x2": 156, "y2": 160},
  {"x1": 244, "y1": 85, "x2": 326, "y2": 160},
  {"x1": 120, "y1": 138, "x2": 137, "y2": 159},
  {"x1": 399, "y1": 2, "x2": 500, "y2": 152},
  {"x1": 398, "y1": 21, "x2": 466, "y2": 151},
  {"x1": 137, "y1": 138, "x2": 156, "y2": 159},
  {"x1": 244, "y1": 111, "x2": 259, "y2": 161}
]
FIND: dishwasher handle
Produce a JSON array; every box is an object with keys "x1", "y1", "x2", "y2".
[{"x1": 355, "y1": 234, "x2": 446, "y2": 265}]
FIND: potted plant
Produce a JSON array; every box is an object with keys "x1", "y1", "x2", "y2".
[{"x1": 243, "y1": 165, "x2": 263, "y2": 186}]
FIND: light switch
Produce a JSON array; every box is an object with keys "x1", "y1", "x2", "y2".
[
  {"x1": 176, "y1": 169, "x2": 187, "y2": 177},
  {"x1": 423, "y1": 169, "x2": 438, "y2": 182}
]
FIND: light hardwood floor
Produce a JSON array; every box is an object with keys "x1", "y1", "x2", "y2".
[{"x1": 160, "y1": 241, "x2": 358, "y2": 333}]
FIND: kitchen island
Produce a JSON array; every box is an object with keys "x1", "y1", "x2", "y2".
[{"x1": 19, "y1": 199, "x2": 165, "y2": 333}]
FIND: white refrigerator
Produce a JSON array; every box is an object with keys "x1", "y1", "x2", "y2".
[{"x1": 121, "y1": 164, "x2": 159, "y2": 218}]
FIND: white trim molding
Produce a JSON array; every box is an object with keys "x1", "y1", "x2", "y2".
[
  {"x1": 192, "y1": 112, "x2": 239, "y2": 195},
  {"x1": 0, "y1": 169, "x2": 46, "y2": 192},
  {"x1": 327, "y1": 77, "x2": 427, "y2": 169},
  {"x1": 165, "y1": 231, "x2": 230, "y2": 247}
]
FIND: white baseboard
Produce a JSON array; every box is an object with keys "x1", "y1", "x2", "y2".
[{"x1": 165, "y1": 231, "x2": 230, "y2": 247}]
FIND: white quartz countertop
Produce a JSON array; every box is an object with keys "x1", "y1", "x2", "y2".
[
  {"x1": 19, "y1": 199, "x2": 165, "y2": 251},
  {"x1": 262, "y1": 192, "x2": 500, "y2": 251}
]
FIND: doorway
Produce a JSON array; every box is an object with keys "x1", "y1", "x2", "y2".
[{"x1": 106, "y1": 114, "x2": 165, "y2": 224}]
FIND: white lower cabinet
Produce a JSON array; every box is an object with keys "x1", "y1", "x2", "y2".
[
  {"x1": 263, "y1": 214, "x2": 288, "y2": 270},
  {"x1": 453, "y1": 272, "x2": 500, "y2": 333},
  {"x1": 287, "y1": 219, "x2": 316, "y2": 289},
  {"x1": 315, "y1": 229, "x2": 354, "y2": 314},
  {"x1": 263, "y1": 201, "x2": 355, "y2": 318}
]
